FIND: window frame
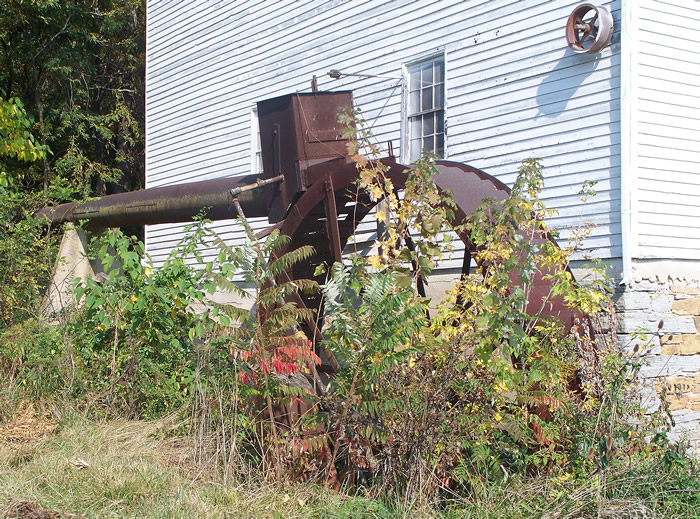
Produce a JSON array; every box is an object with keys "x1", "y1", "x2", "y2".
[
  {"x1": 402, "y1": 52, "x2": 447, "y2": 164},
  {"x1": 250, "y1": 107, "x2": 263, "y2": 175}
]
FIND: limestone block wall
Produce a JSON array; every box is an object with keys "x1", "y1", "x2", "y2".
[{"x1": 615, "y1": 279, "x2": 700, "y2": 457}]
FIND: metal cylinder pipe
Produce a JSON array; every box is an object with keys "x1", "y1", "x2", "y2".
[{"x1": 35, "y1": 174, "x2": 272, "y2": 229}]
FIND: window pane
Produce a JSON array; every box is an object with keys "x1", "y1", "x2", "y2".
[
  {"x1": 409, "y1": 69, "x2": 420, "y2": 91},
  {"x1": 256, "y1": 152, "x2": 263, "y2": 174},
  {"x1": 409, "y1": 89, "x2": 420, "y2": 114},
  {"x1": 434, "y1": 84, "x2": 444, "y2": 109},
  {"x1": 423, "y1": 113, "x2": 434, "y2": 136},
  {"x1": 421, "y1": 87, "x2": 432, "y2": 111},
  {"x1": 436, "y1": 133, "x2": 444, "y2": 157},
  {"x1": 410, "y1": 116, "x2": 422, "y2": 141},
  {"x1": 434, "y1": 60, "x2": 444, "y2": 83},
  {"x1": 406, "y1": 56, "x2": 445, "y2": 162},
  {"x1": 421, "y1": 62, "x2": 432, "y2": 87},
  {"x1": 410, "y1": 138, "x2": 421, "y2": 162}
]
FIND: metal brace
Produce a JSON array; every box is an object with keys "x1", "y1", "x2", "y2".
[{"x1": 229, "y1": 174, "x2": 284, "y2": 197}]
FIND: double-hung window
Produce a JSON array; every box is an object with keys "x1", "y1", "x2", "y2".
[{"x1": 406, "y1": 56, "x2": 445, "y2": 162}]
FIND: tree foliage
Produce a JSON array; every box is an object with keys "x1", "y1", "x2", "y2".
[
  {"x1": 0, "y1": 0, "x2": 145, "y2": 329},
  {"x1": 0, "y1": 0, "x2": 145, "y2": 198},
  {"x1": 0, "y1": 97, "x2": 47, "y2": 190}
]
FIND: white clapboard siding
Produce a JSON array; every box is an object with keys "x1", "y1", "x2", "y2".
[
  {"x1": 634, "y1": 0, "x2": 700, "y2": 259},
  {"x1": 146, "y1": 0, "x2": 622, "y2": 268}
]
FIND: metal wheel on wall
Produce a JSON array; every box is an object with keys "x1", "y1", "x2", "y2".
[{"x1": 272, "y1": 158, "x2": 583, "y2": 373}]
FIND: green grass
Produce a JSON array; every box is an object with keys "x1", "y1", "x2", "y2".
[
  {"x1": 0, "y1": 415, "x2": 421, "y2": 518},
  {"x1": 1, "y1": 414, "x2": 698, "y2": 518}
]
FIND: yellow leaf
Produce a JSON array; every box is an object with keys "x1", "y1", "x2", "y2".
[
  {"x1": 368, "y1": 255, "x2": 382, "y2": 269},
  {"x1": 346, "y1": 140, "x2": 359, "y2": 156},
  {"x1": 359, "y1": 169, "x2": 374, "y2": 185},
  {"x1": 376, "y1": 210, "x2": 386, "y2": 222}
]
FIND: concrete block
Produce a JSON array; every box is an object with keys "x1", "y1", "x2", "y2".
[
  {"x1": 617, "y1": 311, "x2": 664, "y2": 334},
  {"x1": 662, "y1": 392, "x2": 700, "y2": 412},
  {"x1": 661, "y1": 374, "x2": 700, "y2": 394},
  {"x1": 670, "y1": 410, "x2": 700, "y2": 426},
  {"x1": 617, "y1": 312, "x2": 697, "y2": 334},
  {"x1": 671, "y1": 283, "x2": 700, "y2": 296},
  {"x1": 40, "y1": 227, "x2": 96, "y2": 319},
  {"x1": 631, "y1": 279, "x2": 667, "y2": 292},
  {"x1": 659, "y1": 314, "x2": 697, "y2": 334},
  {"x1": 639, "y1": 356, "x2": 700, "y2": 379}
]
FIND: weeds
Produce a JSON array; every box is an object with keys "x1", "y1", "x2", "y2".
[
  {"x1": 0, "y1": 414, "x2": 696, "y2": 518},
  {"x1": 0, "y1": 138, "x2": 697, "y2": 515},
  {"x1": 0, "y1": 415, "x2": 416, "y2": 518}
]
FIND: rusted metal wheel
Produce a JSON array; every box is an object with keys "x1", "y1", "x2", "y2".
[
  {"x1": 272, "y1": 158, "x2": 581, "y2": 372},
  {"x1": 565, "y1": 3, "x2": 614, "y2": 54}
]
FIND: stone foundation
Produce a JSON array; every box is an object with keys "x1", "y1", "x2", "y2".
[{"x1": 615, "y1": 279, "x2": 700, "y2": 457}]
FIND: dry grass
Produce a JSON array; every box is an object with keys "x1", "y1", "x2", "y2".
[
  {"x1": 0, "y1": 401, "x2": 57, "y2": 447},
  {"x1": 0, "y1": 413, "x2": 406, "y2": 518},
  {"x1": 0, "y1": 409, "x2": 696, "y2": 518}
]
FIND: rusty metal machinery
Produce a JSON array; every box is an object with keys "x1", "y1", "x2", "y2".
[
  {"x1": 37, "y1": 90, "x2": 582, "y2": 366},
  {"x1": 565, "y1": 3, "x2": 614, "y2": 54},
  {"x1": 35, "y1": 174, "x2": 272, "y2": 229}
]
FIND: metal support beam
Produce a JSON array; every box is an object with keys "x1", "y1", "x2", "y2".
[{"x1": 323, "y1": 176, "x2": 343, "y2": 263}]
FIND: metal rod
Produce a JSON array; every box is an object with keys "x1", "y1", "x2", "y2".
[
  {"x1": 323, "y1": 176, "x2": 343, "y2": 263},
  {"x1": 328, "y1": 69, "x2": 402, "y2": 80},
  {"x1": 232, "y1": 198, "x2": 247, "y2": 221},
  {"x1": 230, "y1": 174, "x2": 284, "y2": 197}
]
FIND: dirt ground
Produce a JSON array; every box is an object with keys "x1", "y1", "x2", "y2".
[
  {"x1": 0, "y1": 403, "x2": 74, "y2": 519},
  {"x1": 1, "y1": 498, "x2": 72, "y2": 519}
]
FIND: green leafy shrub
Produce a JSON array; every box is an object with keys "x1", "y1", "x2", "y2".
[
  {"x1": 320, "y1": 259, "x2": 428, "y2": 481},
  {"x1": 0, "y1": 192, "x2": 56, "y2": 328},
  {"x1": 314, "y1": 157, "x2": 591, "y2": 495},
  {"x1": 71, "y1": 228, "x2": 210, "y2": 418},
  {"x1": 313, "y1": 112, "x2": 686, "y2": 504}
]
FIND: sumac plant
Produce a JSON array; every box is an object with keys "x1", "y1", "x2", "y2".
[
  {"x1": 206, "y1": 218, "x2": 321, "y2": 481},
  {"x1": 317, "y1": 111, "x2": 624, "y2": 498},
  {"x1": 321, "y1": 258, "x2": 428, "y2": 483}
]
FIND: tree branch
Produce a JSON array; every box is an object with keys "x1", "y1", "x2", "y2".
[{"x1": 32, "y1": 9, "x2": 73, "y2": 61}]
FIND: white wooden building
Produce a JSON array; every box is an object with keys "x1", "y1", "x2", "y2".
[{"x1": 145, "y1": 0, "x2": 700, "y2": 452}]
